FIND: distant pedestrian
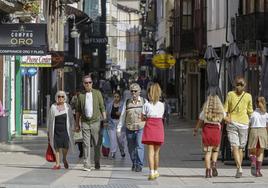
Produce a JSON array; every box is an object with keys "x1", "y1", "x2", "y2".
[
  {"x1": 224, "y1": 76, "x2": 253, "y2": 178},
  {"x1": 141, "y1": 83, "x2": 165, "y2": 180},
  {"x1": 70, "y1": 90, "x2": 83, "y2": 158},
  {"x1": 193, "y1": 94, "x2": 226, "y2": 178},
  {"x1": 106, "y1": 91, "x2": 125, "y2": 158},
  {"x1": 47, "y1": 91, "x2": 75, "y2": 170},
  {"x1": 75, "y1": 75, "x2": 107, "y2": 171},
  {"x1": 0, "y1": 100, "x2": 4, "y2": 116},
  {"x1": 248, "y1": 96, "x2": 268, "y2": 177},
  {"x1": 117, "y1": 83, "x2": 147, "y2": 172}
]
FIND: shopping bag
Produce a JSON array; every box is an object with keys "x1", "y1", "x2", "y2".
[
  {"x1": 102, "y1": 146, "x2": 110, "y2": 157},
  {"x1": 102, "y1": 128, "x2": 110, "y2": 148},
  {"x1": 73, "y1": 130, "x2": 83, "y2": 142},
  {"x1": 46, "y1": 143, "x2": 56, "y2": 162}
]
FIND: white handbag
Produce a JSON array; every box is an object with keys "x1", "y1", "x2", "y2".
[{"x1": 73, "y1": 130, "x2": 83, "y2": 142}]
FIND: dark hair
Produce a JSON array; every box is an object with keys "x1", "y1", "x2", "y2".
[{"x1": 113, "y1": 90, "x2": 121, "y2": 97}]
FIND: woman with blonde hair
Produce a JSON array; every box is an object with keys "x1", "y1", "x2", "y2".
[
  {"x1": 141, "y1": 83, "x2": 165, "y2": 180},
  {"x1": 47, "y1": 91, "x2": 75, "y2": 170},
  {"x1": 248, "y1": 96, "x2": 268, "y2": 177},
  {"x1": 194, "y1": 94, "x2": 226, "y2": 178}
]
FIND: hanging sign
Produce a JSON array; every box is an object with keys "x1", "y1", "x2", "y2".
[
  {"x1": 152, "y1": 53, "x2": 176, "y2": 69},
  {"x1": 0, "y1": 24, "x2": 48, "y2": 55},
  {"x1": 21, "y1": 55, "x2": 51, "y2": 67},
  {"x1": 22, "y1": 110, "x2": 38, "y2": 135}
]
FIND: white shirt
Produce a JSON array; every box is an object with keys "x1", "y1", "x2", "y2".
[
  {"x1": 199, "y1": 110, "x2": 226, "y2": 126},
  {"x1": 142, "y1": 101, "x2": 164, "y2": 118},
  {"x1": 85, "y1": 92, "x2": 93, "y2": 118},
  {"x1": 250, "y1": 108, "x2": 268, "y2": 128}
]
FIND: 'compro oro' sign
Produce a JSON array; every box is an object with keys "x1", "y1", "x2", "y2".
[{"x1": 0, "y1": 24, "x2": 48, "y2": 55}]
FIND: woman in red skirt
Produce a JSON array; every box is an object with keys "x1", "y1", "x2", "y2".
[
  {"x1": 142, "y1": 83, "x2": 165, "y2": 180},
  {"x1": 193, "y1": 94, "x2": 226, "y2": 178}
]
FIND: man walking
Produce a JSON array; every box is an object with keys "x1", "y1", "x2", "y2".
[
  {"x1": 117, "y1": 83, "x2": 146, "y2": 172},
  {"x1": 224, "y1": 76, "x2": 253, "y2": 178},
  {"x1": 76, "y1": 75, "x2": 107, "y2": 171}
]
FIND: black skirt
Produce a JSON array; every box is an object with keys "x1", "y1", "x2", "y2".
[{"x1": 54, "y1": 113, "x2": 69, "y2": 149}]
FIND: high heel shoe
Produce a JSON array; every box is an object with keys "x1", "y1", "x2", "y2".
[
  {"x1": 205, "y1": 168, "x2": 212, "y2": 178},
  {"x1": 52, "y1": 165, "x2": 61, "y2": 170}
]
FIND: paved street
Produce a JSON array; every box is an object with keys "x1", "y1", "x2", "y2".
[{"x1": 1, "y1": 115, "x2": 268, "y2": 188}]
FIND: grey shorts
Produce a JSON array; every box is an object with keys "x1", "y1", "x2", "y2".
[{"x1": 226, "y1": 123, "x2": 248, "y2": 149}]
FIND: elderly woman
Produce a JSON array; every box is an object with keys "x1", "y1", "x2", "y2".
[{"x1": 47, "y1": 91, "x2": 75, "y2": 170}]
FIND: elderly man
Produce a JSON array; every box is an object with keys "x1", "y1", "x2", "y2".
[
  {"x1": 75, "y1": 75, "x2": 107, "y2": 171},
  {"x1": 224, "y1": 76, "x2": 253, "y2": 178},
  {"x1": 117, "y1": 83, "x2": 147, "y2": 172}
]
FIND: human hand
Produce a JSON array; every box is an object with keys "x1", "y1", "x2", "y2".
[
  {"x1": 75, "y1": 125, "x2": 80, "y2": 132},
  {"x1": 193, "y1": 128, "x2": 198, "y2": 136},
  {"x1": 225, "y1": 116, "x2": 232, "y2": 124}
]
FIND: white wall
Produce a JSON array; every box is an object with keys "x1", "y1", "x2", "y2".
[{"x1": 207, "y1": 0, "x2": 239, "y2": 47}]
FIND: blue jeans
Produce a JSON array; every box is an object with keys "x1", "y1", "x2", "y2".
[{"x1": 126, "y1": 128, "x2": 144, "y2": 167}]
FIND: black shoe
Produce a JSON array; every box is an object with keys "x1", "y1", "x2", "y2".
[
  {"x1": 95, "y1": 162, "x2": 100, "y2": 170},
  {"x1": 79, "y1": 152, "x2": 83, "y2": 158},
  {"x1": 131, "y1": 164, "x2": 136, "y2": 171},
  {"x1": 121, "y1": 151, "x2": 126, "y2": 158},
  {"x1": 135, "y1": 165, "x2": 142, "y2": 172}
]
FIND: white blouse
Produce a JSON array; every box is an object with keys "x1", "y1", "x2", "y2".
[
  {"x1": 142, "y1": 101, "x2": 164, "y2": 118},
  {"x1": 250, "y1": 109, "x2": 268, "y2": 128}
]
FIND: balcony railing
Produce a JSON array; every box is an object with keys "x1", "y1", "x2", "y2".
[{"x1": 236, "y1": 12, "x2": 268, "y2": 49}]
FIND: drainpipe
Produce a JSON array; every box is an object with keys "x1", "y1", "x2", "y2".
[{"x1": 225, "y1": 0, "x2": 229, "y2": 43}]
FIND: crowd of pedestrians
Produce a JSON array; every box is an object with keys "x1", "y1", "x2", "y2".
[{"x1": 46, "y1": 73, "x2": 268, "y2": 181}]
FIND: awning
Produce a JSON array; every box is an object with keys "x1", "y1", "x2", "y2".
[{"x1": 64, "y1": 5, "x2": 90, "y2": 20}]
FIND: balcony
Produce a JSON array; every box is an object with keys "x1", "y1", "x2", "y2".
[{"x1": 236, "y1": 12, "x2": 268, "y2": 49}]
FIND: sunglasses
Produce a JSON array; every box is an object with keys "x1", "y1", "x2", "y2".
[
  {"x1": 84, "y1": 81, "x2": 92, "y2": 84},
  {"x1": 131, "y1": 90, "x2": 138, "y2": 93},
  {"x1": 58, "y1": 96, "x2": 64, "y2": 98},
  {"x1": 236, "y1": 82, "x2": 244, "y2": 87}
]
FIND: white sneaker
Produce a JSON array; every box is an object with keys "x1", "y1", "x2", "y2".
[{"x1": 83, "y1": 167, "x2": 91, "y2": 172}]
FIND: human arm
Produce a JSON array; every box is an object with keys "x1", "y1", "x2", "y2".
[
  {"x1": 223, "y1": 93, "x2": 231, "y2": 124},
  {"x1": 193, "y1": 119, "x2": 203, "y2": 136},
  {"x1": 247, "y1": 94, "x2": 254, "y2": 118},
  {"x1": 75, "y1": 95, "x2": 81, "y2": 132}
]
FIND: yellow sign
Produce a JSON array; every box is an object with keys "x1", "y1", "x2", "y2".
[{"x1": 152, "y1": 54, "x2": 176, "y2": 69}]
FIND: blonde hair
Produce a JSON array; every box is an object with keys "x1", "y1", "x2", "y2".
[
  {"x1": 203, "y1": 95, "x2": 224, "y2": 122},
  {"x1": 257, "y1": 96, "x2": 267, "y2": 113},
  {"x1": 148, "y1": 83, "x2": 161, "y2": 104}
]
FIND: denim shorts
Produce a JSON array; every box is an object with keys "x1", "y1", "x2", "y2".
[{"x1": 226, "y1": 123, "x2": 248, "y2": 149}]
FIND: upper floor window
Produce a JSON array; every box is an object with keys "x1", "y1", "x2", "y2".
[
  {"x1": 243, "y1": 0, "x2": 268, "y2": 14},
  {"x1": 182, "y1": 0, "x2": 192, "y2": 30}
]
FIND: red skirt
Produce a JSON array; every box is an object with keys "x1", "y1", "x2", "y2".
[
  {"x1": 202, "y1": 123, "x2": 221, "y2": 146},
  {"x1": 142, "y1": 118, "x2": 164, "y2": 145}
]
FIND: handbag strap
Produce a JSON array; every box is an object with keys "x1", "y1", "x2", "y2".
[{"x1": 230, "y1": 92, "x2": 246, "y2": 113}]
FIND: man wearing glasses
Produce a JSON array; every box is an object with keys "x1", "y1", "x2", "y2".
[
  {"x1": 117, "y1": 83, "x2": 147, "y2": 172},
  {"x1": 75, "y1": 75, "x2": 107, "y2": 171},
  {"x1": 224, "y1": 76, "x2": 253, "y2": 178}
]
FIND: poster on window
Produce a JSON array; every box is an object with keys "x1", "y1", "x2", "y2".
[{"x1": 22, "y1": 110, "x2": 38, "y2": 135}]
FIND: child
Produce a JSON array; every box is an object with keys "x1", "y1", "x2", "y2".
[
  {"x1": 141, "y1": 83, "x2": 165, "y2": 180},
  {"x1": 193, "y1": 94, "x2": 225, "y2": 178},
  {"x1": 248, "y1": 96, "x2": 268, "y2": 177}
]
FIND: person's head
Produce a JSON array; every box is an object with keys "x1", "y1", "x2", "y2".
[
  {"x1": 55, "y1": 90, "x2": 67, "y2": 104},
  {"x1": 234, "y1": 76, "x2": 246, "y2": 94},
  {"x1": 129, "y1": 83, "x2": 141, "y2": 100},
  {"x1": 256, "y1": 96, "x2": 267, "y2": 113},
  {"x1": 203, "y1": 95, "x2": 224, "y2": 122},
  {"x1": 148, "y1": 83, "x2": 162, "y2": 104},
  {"x1": 113, "y1": 91, "x2": 121, "y2": 103},
  {"x1": 83, "y1": 75, "x2": 93, "y2": 92}
]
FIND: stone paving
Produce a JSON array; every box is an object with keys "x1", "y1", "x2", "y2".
[{"x1": 0, "y1": 116, "x2": 268, "y2": 188}]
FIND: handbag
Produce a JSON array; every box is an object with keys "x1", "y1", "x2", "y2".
[
  {"x1": 46, "y1": 143, "x2": 55, "y2": 162},
  {"x1": 73, "y1": 130, "x2": 83, "y2": 142}
]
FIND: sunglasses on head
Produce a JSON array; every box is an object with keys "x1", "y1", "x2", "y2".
[
  {"x1": 131, "y1": 90, "x2": 138, "y2": 93},
  {"x1": 84, "y1": 81, "x2": 92, "y2": 84},
  {"x1": 236, "y1": 82, "x2": 244, "y2": 87},
  {"x1": 58, "y1": 96, "x2": 64, "y2": 98}
]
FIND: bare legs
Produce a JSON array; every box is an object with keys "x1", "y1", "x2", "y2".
[
  {"x1": 204, "y1": 148, "x2": 219, "y2": 178},
  {"x1": 54, "y1": 148, "x2": 69, "y2": 169},
  {"x1": 148, "y1": 144, "x2": 161, "y2": 180},
  {"x1": 249, "y1": 147, "x2": 264, "y2": 177}
]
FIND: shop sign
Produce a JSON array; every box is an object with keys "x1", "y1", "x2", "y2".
[
  {"x1": 88, "y1": 37, "x2": 108, "y2": 44},
  {"x1": 152, "y1": 53, "x2": 176, "y2": 69},
  {"x1": 0, "y1": 24, "x2": 47, "y2": 55},
  {"x1": 22, "y1": 110, "x2": 38, "y2": 135},
  {"x1": 21, "y1": 55, "x2": 51, "y2": 67},
  {"x1": 21, "y1": 67, "x2": 38, "y2": 76}
]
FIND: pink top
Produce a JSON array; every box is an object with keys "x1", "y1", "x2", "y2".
[{"x1": 0, "y1": 100, "x2": 4, "y2": 116}]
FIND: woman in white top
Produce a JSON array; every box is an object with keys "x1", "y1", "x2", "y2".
[
  {"x1": 248, "y1": 96, "x2": 268, "y2": 177},
  {"x1": 141, "y1": 83, "x2": 165, "y2": 180}
]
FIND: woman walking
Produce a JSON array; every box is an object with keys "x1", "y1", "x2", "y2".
[
  {"x1": 248, "y1": 96, "x2": 268, "y2": 177},
  {"x1": 47, "y1": 91, "x2": 75, "y2": 170},
  {"x1": 106, "y1": 91, "x2": 125, "y2": 158},
  {"x1": 141, "y1": 83, "x2": 165, "y2": 180},
  {"x1": 193, "y1": 94, "x2": 226, "y2": 178}
]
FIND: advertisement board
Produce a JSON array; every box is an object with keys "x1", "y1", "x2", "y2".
[{"x1": 22, "y1": 110, "x2": 38, "y2": 135}]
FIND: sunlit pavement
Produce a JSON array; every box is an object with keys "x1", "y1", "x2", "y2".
[{"x1": 0, "y1": 115, "x2": 268, "y2": 188}]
